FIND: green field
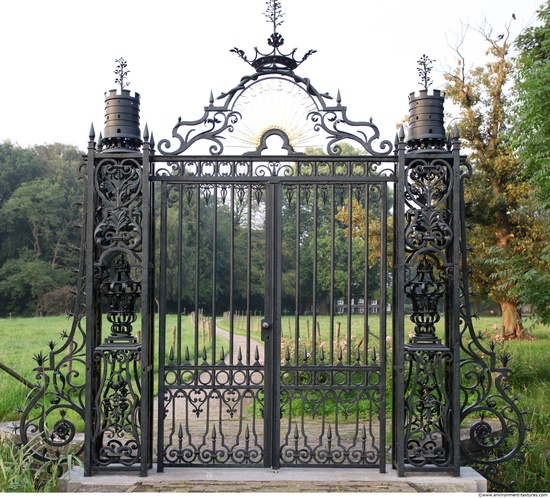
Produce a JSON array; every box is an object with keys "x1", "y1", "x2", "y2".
[{"x1": 1, "y1": 313, "x2": 549, "y2": 491}]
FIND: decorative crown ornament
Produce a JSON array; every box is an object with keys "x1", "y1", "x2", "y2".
[{"x1": 230, "y1": 0, "x2": 316, "y2": 72}]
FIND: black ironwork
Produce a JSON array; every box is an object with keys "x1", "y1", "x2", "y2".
[
  {"x1": 101, "y1": 256, "x2": 141, "y2": 343},
  {"x1": 157, "y1": 75, "x2": 393, "y2": 157},
  {"x1": 153, "y1": 152, "x2": 392, "y2": 469},
  {"x1": 231, "y1": 0, "x2": 316, "y2": 72},
  {"x1": 405, "y1": 255, "x2": 447, "y2": 343},
  {"x1": 16, "y1": 221, "x2": 87, "y2": 467},
  {"x1": 114, "y1": 57, "x2": 130, "y2": 92},
  {"x1": 15, "y1": 158, "x2": 89, "y2": 469},
  {"x1": 91, "y1": 343, "x2": 141, "y2": 467},
  {"x1": 83, "y1": 138, "x2": 153, "y2": 474},
  {"x1": 417, "y1": 54, "x2": 435, "y2": 91},
  {"x1": 393, "y1": 85, "x2": 462, "y2": 473},
  {"x1": 16, "y1": 3, "x2": 526, "y2": 490}
]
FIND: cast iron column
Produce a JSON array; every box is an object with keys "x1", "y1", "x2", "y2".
[
  {"x1": 394, "y1": 83, "x2": 461, "y2": 476},
  {"x1": 84, "y1": 82, "x2": 152, "y2": 476}
]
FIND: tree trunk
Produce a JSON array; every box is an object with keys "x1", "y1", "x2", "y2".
[
  {"x1": 499, "y1": 300, "x2": 534, "y2": 340},
  {"x1": 318, "y1": 297, "x2": 328, "y2": 316}
]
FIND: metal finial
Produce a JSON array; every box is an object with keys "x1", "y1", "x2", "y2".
[
  {"x1": 230, "y1": 0, "x2": 315, "y2": 72},
  {"x1": 417, "y1": 54, "x2": 435, "y2": 91},
  {"x1": 399, "y1": 124, "x2": 405, "y2": 141},
  {"x1": 453, "y1": 124, "x2": 460, "y2": 140},
  {"x1": 114, "y1": 57, "x2": 130, "y2": 92},
  {"x1": 264, "y1": 0, "x2": 284, "y2": 35}
]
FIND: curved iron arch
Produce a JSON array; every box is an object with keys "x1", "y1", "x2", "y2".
[{"x1": 157, "y1": 71, "x2": 393, "y2": 157}]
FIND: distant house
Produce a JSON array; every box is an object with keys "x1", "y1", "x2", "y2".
[{"x1": 335, "y1": 298, "x2": 391, "y2": 315}]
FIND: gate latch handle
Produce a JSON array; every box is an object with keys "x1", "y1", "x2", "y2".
[{"x1": 261, "y1": 319, "x2": 270, "y2": 340}]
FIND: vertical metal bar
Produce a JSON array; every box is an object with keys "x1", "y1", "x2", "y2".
[
  {"x1": 294, "y1": 185, "x2": 301, "y2": 365},
  {"x1": 140, "y1": 140, "x2": 152, "y2": 476},
  {"x1": 177, "y1": 185, "x2": 184, "y2": 365},
  {"x1": 84, "y1": 135, "x2": 97, "y2": 477},
  {"x1": 364, "y1": 184, "x2": 369, "y2": 361},
  {"x1": 212, "y1": 185, "x2": 218, "y2": 364},
  {"x1": 148, "y1": 165, "x2": 156, "y2": 472},
  {"x1": 272, "y1": 180, "x2": 282, "y2": 469},
  {"x1": 451, "y1": 139, "x2": 463, "y2": 476},
  {"x1": 246, "y1": 184, "x2": 252, "y2": 364},
  {"x1": 264, "y1": 179, "x2": 282, "y2": 468},
  {"x1": 230, "y1": 185, "x2": 235, "y2": 341},
  {"x1": 330, "y1": 184, "x2": 336, "y2": 365},
  {"x1": 393, "y1": 141, "x2": 407, "y2": 476},
  {"x1": 346, "y1": 184, "x2": 353, "y2": 365},
  {"x1": 379, "y1": 181, "x2": 388, "y2": 472},
  {"x1": 194, "y1": 184, "x2": 201, "y2": 364},
  {"x1": 233, "y1": 184, "x2": 247, "y2": 361},
  {"x1": 312, "y1": 184, "x2": 318, "y2": 363},
  {"x1": 264, "y1": 181, "x2": 274, "y2": 468},
  {"x1": 156, "y1": 180, "x2": 169, "y2": 472}
]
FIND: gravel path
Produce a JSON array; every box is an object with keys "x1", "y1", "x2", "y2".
[{"x1": 214, "y1": 320, "x2": 265, "y2": 364}]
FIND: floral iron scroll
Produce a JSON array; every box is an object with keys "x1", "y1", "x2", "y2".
[
  {"x1": 15, "y1": 161, "x2": 88, "y2": 468},
  {"x1": 398, "y1": 127, "x2": 528, "y2": 489},
  {"x1": 457, "y1": 155, "x2": 528, "y2": 490}
]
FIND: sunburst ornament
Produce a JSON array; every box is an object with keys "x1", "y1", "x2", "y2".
[{"x1": 226, "y1": 77, "x2": 325, "y2": 153}]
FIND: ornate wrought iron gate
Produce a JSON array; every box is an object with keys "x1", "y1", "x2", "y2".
[
  {"x1": 154, "y1": 149, "x2": 394, "y2": 469},
  {"x1": 17, "y1": 1, "x2": 527, "y2": 489}
]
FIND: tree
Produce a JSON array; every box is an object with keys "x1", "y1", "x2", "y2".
[
  {"x1": 512, "y1": 1, "x2": 550, "y2": 325},
  {"x1": 515, "y1": 1, "x2": 550, "y2": 206},
  {"x1": 0, "y1": 143, "x2": 83, "y2": 316},
  {"x1": 443, "y1": 19, "x2": 546, "y2": 339},
  {"x1": 0, "y1": 141, "x2": 44, "y2": 209}
]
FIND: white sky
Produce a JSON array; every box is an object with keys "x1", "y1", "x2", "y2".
[{"x1": 0, "y1": 0, "x2": 540, "y2": 150}]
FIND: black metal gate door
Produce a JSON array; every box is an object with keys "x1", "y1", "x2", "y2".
[{"x1": 156, "y1": 158, "x2": 391, "y2": 470}]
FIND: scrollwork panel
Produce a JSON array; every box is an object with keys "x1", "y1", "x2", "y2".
[
  {"x1": 92, "y1": 345, "x2": 142, "y2": 467},
  {"x1": 161, "y1": 386, "x2": 264, "y2": 466},
  {"x1": 403, "y1": 346, "x2": 453, "y2": 469}
]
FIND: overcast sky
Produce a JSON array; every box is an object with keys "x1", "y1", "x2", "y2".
[{"x1": 0, "y1": 0, "x2": 540, "y2": 150}]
